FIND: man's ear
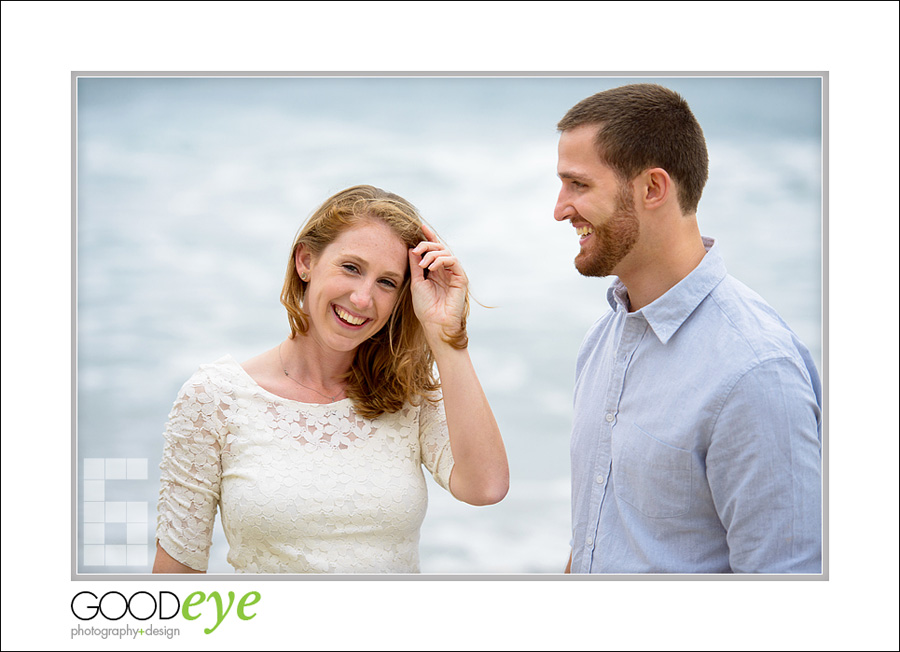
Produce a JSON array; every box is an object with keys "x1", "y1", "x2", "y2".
[{"x1": 640, "y1": 168, "x2": 673, "y2": 211}]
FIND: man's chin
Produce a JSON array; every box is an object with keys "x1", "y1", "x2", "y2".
[{"x1": 574, "y1": 253, "x2": 611, "y2": 278}]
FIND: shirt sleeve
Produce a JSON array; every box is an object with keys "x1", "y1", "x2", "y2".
[
  {"x1": 706, "y1": 356, "x2": 822, "y2": 573},
  {"x1": 156, "y1": 370, "x2": 226, "y2": 572},
  {"x1": 417, "y1": 393, "x2": 455, "y2": 492}
]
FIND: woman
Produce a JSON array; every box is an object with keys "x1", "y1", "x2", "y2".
[{"x1": 153, "y1": 185, "x2": 509, "y2": 573}]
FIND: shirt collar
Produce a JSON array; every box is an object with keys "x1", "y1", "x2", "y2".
[{"x1": 606, "y1": 237, "x2": 726, "y2": 344}]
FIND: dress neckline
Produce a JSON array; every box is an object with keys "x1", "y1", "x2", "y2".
[{"x1": 218, "y1": 354, "x2": 354, "y2": 409}]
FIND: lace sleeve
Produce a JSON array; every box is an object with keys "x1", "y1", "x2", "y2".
[
  {"x1": 418, "y1": 394, "x2": 454, "y2": 492},
  {"x1": 156, "y1": 370, "x2": 225, "y2": 571}
]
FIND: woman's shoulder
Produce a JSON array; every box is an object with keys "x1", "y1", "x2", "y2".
[
  {"x1": 177, "y1": 354, "x2": 249, "y2": 399},
  {"x1": 399, "y1": 389, "x2": 446, "y2": 429},
  {"x1": 188, "y1": 354, "x2": 243, "y2": 379}
]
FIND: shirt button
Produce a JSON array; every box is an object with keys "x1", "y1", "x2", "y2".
[
  {"x1": 586, "y1": 536, "x2": 593, "y2": 546},
  {"x1": 596, "y1": 475, "x2": 604, "y2": 484},
  {"x1": 605, "y1": 413, "x2": 615, "y2": 423}
]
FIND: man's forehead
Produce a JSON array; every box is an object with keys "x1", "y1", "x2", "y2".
[
  {"x1": 558, "y1": 125, "x2": 602, "y2": 158},
  {"x1": 557, "y1": 132, "x2": 608, "y2": 177}
]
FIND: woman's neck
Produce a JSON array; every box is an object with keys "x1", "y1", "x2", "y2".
[{"x1": 280, "y1": 334, "x2": 354, "y2": 388}]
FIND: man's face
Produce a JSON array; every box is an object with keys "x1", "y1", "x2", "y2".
[{"x1": 554, "y1": 124, "x2": 639, "y2": 278}]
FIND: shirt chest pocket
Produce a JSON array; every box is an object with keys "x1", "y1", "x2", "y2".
[{"x1": 613, "y1": 424, "x2": 693, "y2": 518}]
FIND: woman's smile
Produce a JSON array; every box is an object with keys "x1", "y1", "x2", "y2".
[{"x1": 331, "y1": 303, "x2": 371, "y2": 328}]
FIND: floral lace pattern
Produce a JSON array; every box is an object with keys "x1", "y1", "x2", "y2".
[{"x1": 156, "y1": 355, "x2": 453, "y2": 573}]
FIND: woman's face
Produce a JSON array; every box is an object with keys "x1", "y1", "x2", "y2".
[{"x1": 299, "y1": 219, "x2": 410, "y2": 355}]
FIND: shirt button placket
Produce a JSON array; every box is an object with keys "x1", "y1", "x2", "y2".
[{"x1": 589, "y1": 316, "x2": 644, "y2": 571}]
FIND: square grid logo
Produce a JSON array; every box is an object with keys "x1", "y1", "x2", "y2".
[{"x1": 82, "y1": 458, "x2": 149, "y2": 567}]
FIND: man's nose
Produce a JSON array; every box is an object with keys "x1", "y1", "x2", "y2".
[{"x1": 554, "y1": 189, "x2": 573, "y2": 222}]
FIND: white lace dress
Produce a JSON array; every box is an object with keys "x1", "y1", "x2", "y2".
[{"x1": 156, "y1": 355, "x2": 454, "y2": 573}]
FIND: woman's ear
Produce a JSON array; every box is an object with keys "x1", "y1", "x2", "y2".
[{"x1": 295, "y1": 243, "x2": 312, "y2": 280}]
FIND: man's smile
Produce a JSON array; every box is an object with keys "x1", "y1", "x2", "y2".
[{"x1": 575, "y1": 224, "x2": 595, "y2": 242}]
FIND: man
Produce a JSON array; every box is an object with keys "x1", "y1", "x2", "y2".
[{"x1": 555, "y1": 84, "x2": 822, "y2": 573}]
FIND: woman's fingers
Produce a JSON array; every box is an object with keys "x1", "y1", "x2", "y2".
[
  {"x1": 420, "y1": 223, "x2": 438, "y2": 243},
  {"x1": 411, "y1": 239, "x2": 444, "y2": 257},
  {"x1": 412, "y1": 241, "x2": 457, "y2": 270},
  {"x1": 419, "y1": 250, "x2": 459, "y2": 272},
  {"x1": 411, "y1": 228, "x2": 467, "y2": 284}
]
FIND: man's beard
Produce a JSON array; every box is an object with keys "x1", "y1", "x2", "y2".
[{"x1": 574, "y1": 184, "x2": 639, "y2": 278}]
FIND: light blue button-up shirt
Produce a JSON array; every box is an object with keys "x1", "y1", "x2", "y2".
[{"x1": 570, "y1": 238, "x2": 822, "y2": 573}]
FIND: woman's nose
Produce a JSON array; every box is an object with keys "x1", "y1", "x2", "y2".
[{"x1": 350, "y1": 283, "x2": 373, "y2": 310}]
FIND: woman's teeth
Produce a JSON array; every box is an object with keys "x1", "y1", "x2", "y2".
[{"x1": 334, "y1": 306, "x2": 367, "y2": 325}]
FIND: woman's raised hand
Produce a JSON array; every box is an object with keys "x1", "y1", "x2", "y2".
[{"x1": 408, "y1": 224, "x2": 468, "y2": 346}]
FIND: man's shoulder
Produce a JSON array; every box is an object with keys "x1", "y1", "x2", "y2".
[
  {"x1": 699, "y1": 274, "x2": 810, "y2": 368},
  {"x1": 580, "y1": 306, "x2": 618, "y2": 345},
  {"x1": 572, "y1": 305, "x2": 618, "y2": 372}
]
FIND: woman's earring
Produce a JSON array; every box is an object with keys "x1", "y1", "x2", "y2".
[{"x1": 300, "y1": 272, "x2": 309, "y2": 282}]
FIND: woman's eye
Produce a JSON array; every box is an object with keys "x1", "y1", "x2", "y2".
[
  {"x1": 379, "y1": 279, "x2": 398, "y2": 289},
  {"x1": 342, "y1": 264, "x2": 359, "y2": 274}
]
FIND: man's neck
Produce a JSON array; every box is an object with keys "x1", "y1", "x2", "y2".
[{"x1": 618, "y1": 226, "x2": 708, "y2": 312}]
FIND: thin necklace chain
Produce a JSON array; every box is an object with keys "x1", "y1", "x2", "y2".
[{"x1": 278, "y1": 342, "x2": 343, "y2": 402}]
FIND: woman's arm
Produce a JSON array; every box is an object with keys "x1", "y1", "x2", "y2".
[
  {"x1": 152, "y1": 542, "x2": 205, "y2": 574},
  {"x1": 156, "y1": 371, "x2": 223, "y2": 572},
  {"x1": 430, "y1": 342, "x2": 509, "y2": 505},
  {"x1": 409, "y1": 228, "x2": 509, "y2": 506}
]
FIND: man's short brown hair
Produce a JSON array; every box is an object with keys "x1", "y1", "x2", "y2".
[{"x1": 558, "y1": 84, "x2": 709, "y2": 214}]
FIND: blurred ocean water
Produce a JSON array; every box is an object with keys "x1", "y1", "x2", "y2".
[{"x1": 76, "y1": 75, "x2": 823, "y2": 574}]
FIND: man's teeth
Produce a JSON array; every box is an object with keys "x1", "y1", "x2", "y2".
[
  {"x1": 335, "y1": 306, "x2": 367, "y2": 325},
  {"x1": 576, "y1": 226, "x2": 594, "y2": 237}
]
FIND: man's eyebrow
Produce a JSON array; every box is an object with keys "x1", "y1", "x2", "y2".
[{"x1": 558, "y1": 171, "x2": 588, "y2": 182}]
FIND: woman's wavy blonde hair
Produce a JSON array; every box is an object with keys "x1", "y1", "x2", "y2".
[{"x1": 281, "y1": 185, "x2": 468, "y2": 419}]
